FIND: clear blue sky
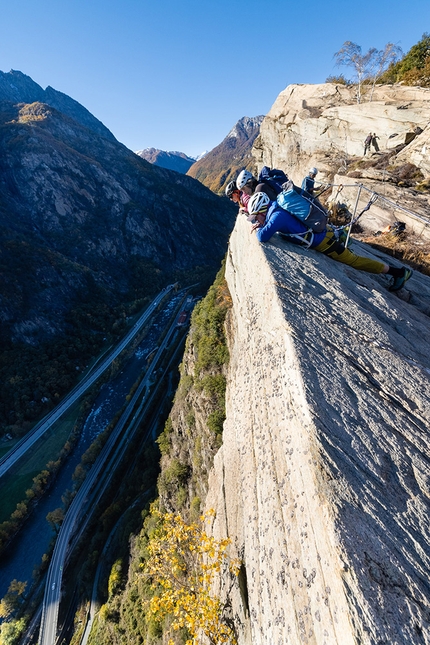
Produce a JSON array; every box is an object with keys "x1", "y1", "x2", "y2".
[{"x1": 1, "y1": 0, "x2": 429, "y2": 157}]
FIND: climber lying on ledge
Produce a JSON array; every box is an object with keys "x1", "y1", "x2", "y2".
[{"x1": 248, "y1": 192, "x2": 413, "y2": 292}]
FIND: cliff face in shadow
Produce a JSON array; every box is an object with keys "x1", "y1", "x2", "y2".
[
  {"x1": 0, "y1": 101, "x2": 235, "y2": 346},
  {"x1": 0, "y1": 93, "x2": 235, "y2": 435}
]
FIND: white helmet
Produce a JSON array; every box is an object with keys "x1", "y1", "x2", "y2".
[
  {"x1": 236, "y1": 169, "x2": 254, "y2": 190},
  {"x1": 309, "y1": 167, "x2": 318, "y2": 176},
  {"x1": 248, "y1": 191, "x2": 271, "y2": 215}
]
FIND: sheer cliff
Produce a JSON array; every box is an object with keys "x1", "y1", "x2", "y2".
[
  {"x1": 204, "y1": 215, "x2": 430, "y2": 644},
  {"x1": 89, "y1": 83, "x2": 430, "y2": 645},
  {"x1": 93, "y1": 211, "x2": 430, "y2": 645}
]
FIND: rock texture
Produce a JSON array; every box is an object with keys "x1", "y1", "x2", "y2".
[
  {"x1": 187, "y1": 116, "x2": 264, "y2": 194},
  {"x1": 253, "y1": 83, "x2": 430, "y2": 238},
  {"x1": 205, "y1": 214, "x2": 430, "y2": 644}
]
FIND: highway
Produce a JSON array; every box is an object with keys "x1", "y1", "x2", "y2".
[
  {"x1": 38, "y1": 302, "x2": 190, "y2": 645},
  {"x1": 0, "y1": 285, "x2": 176, "y2": 479}
]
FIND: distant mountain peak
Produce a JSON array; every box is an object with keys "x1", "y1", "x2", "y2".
[
  {"x1": 187, "y1": 115, "x2": 265, "y2": 193},
  {"x1": 227, "y1": 115, "x2": 265, "y2": 139},
  {"x1": 135, "y1": 148, "x2": 196, "y2": 174}
]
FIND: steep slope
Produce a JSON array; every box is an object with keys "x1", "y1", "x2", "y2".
[
  {"x1": 205, "y1": 216, "x2": 430, "y2": 644},
  {"x1": 0, "y1": 98, "x2": 236, "y2": 436},
  {"x1": 135, "y1": 148, "x2": 195, "y2": 174},
  {"x1": 0, "y1": 69, "x2": 115, "y2": 141},
  {"x1": 89, "y1": 213, "x2": 430, "y2": 645},
  {"x1": 83, "y1": 84, "x2": 430, "y2": 645},
  {"x1": 187, "y1": 115, "x2": 264, "y2": 193}
]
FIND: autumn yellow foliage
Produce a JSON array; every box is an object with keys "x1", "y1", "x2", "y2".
[{"x1": 141, "y1": 509, "x2": 239, "y2": 645}]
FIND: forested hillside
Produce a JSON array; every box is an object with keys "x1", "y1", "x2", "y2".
[
  {"x1": 0, "y1": 91, "x2": 236, "y2": 438},
  {"x1": 86, "y1": 265, "x2": 233, "y2": 645}
]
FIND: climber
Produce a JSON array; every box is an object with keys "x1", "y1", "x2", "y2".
[
  {"x1": 364, "y1": 132, "x2": 373, "y2": 155},
  {"x1": 301, "y1": 167, "x2": 318, "y2": 194},
  {"x1": 247, "y1": 192, "x2": 413, "y2": 292},
  {"x1": 372, "y1": 133, "x2": 380, "y2": 152},
  {"x1": 225, "y1": 178, "x2": 250, "y2": 215},
  {"x1": 236, "y1": 169, "x2": 279, "y2": 202}
]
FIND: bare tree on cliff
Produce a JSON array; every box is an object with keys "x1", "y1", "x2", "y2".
[
  {"x1": 369, "y1": 43, "x2": 403, "y2": 100},
  {"x1": 334, "y1": 41, "x2": 378, "y2": 103},
  {"x1": 334, "y1": 41, "x2": 403, "y2": 103}
]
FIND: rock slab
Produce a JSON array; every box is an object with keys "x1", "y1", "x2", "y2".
[{"x1": 206, "y1": 215, "x2": 430, "y2": 644}]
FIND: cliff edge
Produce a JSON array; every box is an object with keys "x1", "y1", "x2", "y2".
[
  {"x1": 253, "y1": 83, "x2": 430, "y2": 238},
  {"x1": 205, "y1": 214, "x2": 430, "y2": 644}
]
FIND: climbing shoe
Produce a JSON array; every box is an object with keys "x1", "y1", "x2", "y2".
[{"x1": 389, "y1": 267, "x2": 413, "y2": 292}]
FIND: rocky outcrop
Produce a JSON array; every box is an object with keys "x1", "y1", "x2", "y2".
[
  {"x1": 205, "y1": 214, "x2": 430, "y2": 644},
  {"x1": 253, "y1": 83, "x2": 430, "y2": 238},
  {"x1": 187, "y1": 116, "x2": 264, "y2": 194}
]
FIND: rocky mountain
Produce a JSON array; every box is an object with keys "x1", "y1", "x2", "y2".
[
  {"x1": 0, "y1": 69, "x2": 115, "y2": 141},
  {"x1": 135, "y1": 147, "x2": 195, "y2": 173},
  {"x1": 0, "y1": 81, "x2": 236, "y2": 436},
  {"x1": 92, "y1": 210, "x2": 430, "y2": 645},
  {"x1": 187, "y1": 115, "x2": 264, "y2": 193}
]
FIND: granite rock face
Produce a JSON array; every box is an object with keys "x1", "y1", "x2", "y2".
[
  {"x1": 205, "y1": 215, "x2": 430, "y2": 644},
  {"x1": 253, "y1": 83, "x2": 430, "y2": 237}
]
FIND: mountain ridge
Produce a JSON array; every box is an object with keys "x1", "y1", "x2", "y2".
[
  {"x1": 0, "y1": 78, "x2": 236, "y2": 436},
  {"x1": 187, "y1": 115, "x2": 264, "y2": 193},
  {"x1": 0, "y1": 69, "x2": 115, "y2": 141},
  {"x1": 135, "y1": 147, "x2": 196, "y2": 174}
]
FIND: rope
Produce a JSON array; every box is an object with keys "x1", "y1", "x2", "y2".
[
  {"x1": 332, "y1": 192, "x2": 379, "y2": 248},
  {"x1": 326, "y1": 182, "x2": 430, "y2": 227}
]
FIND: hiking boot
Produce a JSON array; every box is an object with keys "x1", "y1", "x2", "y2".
[{"x1": 389, "y1": 267, "x2": 413, "y2": 292}]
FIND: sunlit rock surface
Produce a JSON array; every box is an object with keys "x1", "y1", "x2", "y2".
[
  {"x1": 206, "y1": 214, "x2": 430, "y2": 644},
  {"x1": 253, "y1": 83, "x2": 430, "y2": 238}
]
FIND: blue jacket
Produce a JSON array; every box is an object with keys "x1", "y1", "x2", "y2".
[
  {"x1": 256, "y1": 202, "x2": 326, "y2": 248},
  {"x1": 301, "y1": 176, "x2": 315, "y2": 193}
]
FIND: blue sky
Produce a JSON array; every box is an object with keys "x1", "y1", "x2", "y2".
[{"x1": 1, "y1": 0, "x2": 429, "y2": 157}]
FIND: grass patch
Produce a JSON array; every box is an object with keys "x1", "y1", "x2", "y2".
[
  {"x1": 358, "y1": 231, "x2": 430, "y2": 276},
  {"x1": 0, "y1": 398, "x2": 82, "y2": 523}
]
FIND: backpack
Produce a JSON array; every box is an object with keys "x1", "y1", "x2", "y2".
[
  {"x1": 277, "y1": 182, "x2": 328, "y2": 233},
  {"x1": 258, "y1": 166, "x2": 289, "y2": 196}
]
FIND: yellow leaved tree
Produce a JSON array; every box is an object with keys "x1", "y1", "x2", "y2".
[{"x1": 141, "y1": 509, "x2": 239, "y2": 645}]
